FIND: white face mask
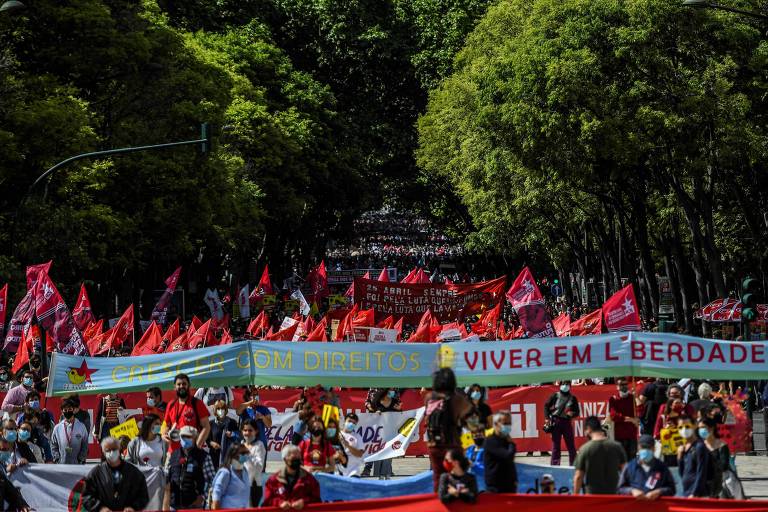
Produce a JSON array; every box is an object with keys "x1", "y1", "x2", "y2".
[
  {"x1": 105, "y1": 450, "x2": 121, "y2": 463},
  {"x1": 216, "y1": 409, "x2": 226, "y2": 418},
  {"x1": 680, "y1": 427, "x2": 694, "y2": 439}
]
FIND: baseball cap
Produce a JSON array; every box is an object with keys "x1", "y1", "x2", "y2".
[
  {"x1": 639, "y1": 434, "x2": 654, "y2": 448},
  {"x1": 180, "y1": 425, "x2": 198, "y2": 439},
  {"x1": 541, "y1": 473, "x2": 554, "y2": 484}
]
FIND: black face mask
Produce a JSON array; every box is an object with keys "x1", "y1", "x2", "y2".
[
  {"x1": 288, "y1": 458, "x2": 301, "y2": 470},
  {"x1": 473, "y1": 438, "x2": 485, "y2": 447},
  {"x1": 62, "y1": 410, "x2": 74, "y2": 420},
  {"x1": 176, "y1": 388, "x2": 188, "y2": 399},
  {"x1": 311, "y1": 428, "x2": 324, "y2": 437}
]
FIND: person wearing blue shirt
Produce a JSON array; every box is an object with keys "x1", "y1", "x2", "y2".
[
  {"x1": 236, "y1": 387, "x2": 272, "y2": 446},
  {"x1": 677, "y1": 416, "x2": 712, "y2": 497},
  {"x1": 210, "y1": 444, "x2": 251, "y2": 510},
  {"x1": 618, "y1": 435, "x2": 676, "y2": 499}
]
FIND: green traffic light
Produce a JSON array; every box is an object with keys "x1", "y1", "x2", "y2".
[{"x1": 553, "y1": 279, "x2": 559, "y2": 284}]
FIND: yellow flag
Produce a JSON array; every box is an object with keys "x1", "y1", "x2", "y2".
[
  {"x1": 310, "y1": 302, "x2": 320, "y2": 316},
  {"x1": 322, "y1": 404, "x2": 340, "y2": 427},
  {"x1": 460, "y1": 431, "x2": 474, "y2": 449}
]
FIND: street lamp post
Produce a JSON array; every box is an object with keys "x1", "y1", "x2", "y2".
[
  {"x1": 682, "y1": 0, "x2": 768, "y2": 20},
  {"x1": 0, "y1": 1, "x2": 25, "y2": 14}
]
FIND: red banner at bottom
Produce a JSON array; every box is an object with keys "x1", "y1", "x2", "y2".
[{"x1": 192, "y1": 493, "x2": 768, "y2": 512}]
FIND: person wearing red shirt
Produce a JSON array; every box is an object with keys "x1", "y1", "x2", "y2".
[
  {"x1": 161, "y1": 373, "x2": 211, "y2": 451},
  {"x1": 653, "y1": 384, "x2": 694, "y2": 439},
  {"x1": 609, "y1": 378, "x2": 639, "y2": 460},
  {"x1": 263, "y1": 444, "x2": 321, "y2": 509},
  {"x1": 298, "y1": 417, "x2": 336, "y2": 474}
]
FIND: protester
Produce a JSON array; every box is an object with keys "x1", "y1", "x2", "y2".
[
  {"x1": 1, "y1": 419, "x2": 29, "y2": 474},
  {"x1": 236, "y1": 386, "x2": 272, "y2": 446},
  {"x1": 94, "y1": 391, "x2": 126, "y2": 441},
  {"x1": 322, "y1": 386, "x2": 341, "y2": 407},
  {"x1": 146, "y1": 386, "x2": 167, "y2": 417},
  {"x1": 0, "y1": 440, "x2": 30, "y2": 511},
  {"x1": 1, "y1": 371, "x2": 36, "y2": 414},
  {"x1": 465, "y1": 430, "x2": 485, "y2": 474},
  {"x1": 291, "y1": 404, "x2": 314, "y2": 445},
  {"x1": 544, "y1": 381, "x2": 579, "y2": 466},
  {"x1": 241, "y1": 419, "x2": 266, "y2": 507},
  {"x1": 15, "y1": 422, "x2": 43, "y2": 464},
  {"x1": 338, "y1": 413, "x2": 365, "y2": 477},
  {"x1": 18, "y1": 412, "x2": 52, "y2": 462},
  {"x1": 0, "y1": 366, "x2": 12, "y2": 393},
  {"x1": 263, "y1": 444, "x2": 321, "y2": 509},
  {"x1": 17, "y1": 391, "x2": 54, "y2": 437},
  {"x1": 208, "y1": 399, "x2": 240, "y2": 469},
  {"x1": 573, "y1": 416, "x2": 627, "y2": 495},
  {"x1": 539, "y1": 473, "x2": 556, "y2": 494},
  {"x1": 299, "y1": 417, "x2": 335, "y2": 474},
  {"x1": 126, "y1": 414, "x2": 167, "y2": 468},
  {"x1": 654, "y1": 384, "x2": 694, "y2": 439},
  {"x1": 81, "y1": 436, "x2": 149, "y2": 512},
  {"x1": 677, "y1": 415, "x2": 712, "y2": 498},
  {"x1": 324, "y1": 417, "x2": 348, "y2": 471},
  {"x1": 698, "y1": 417, "x2": 729, "y2": 498},
  {"x1": 689, "y1": 382, "x2": 716, "y2": 416},
  {"x1": 609, "y1": 378, "x2": 639, "y2": 460},
  {"x1": 194, "y1": 386, "x2": 234, "y2": 411},
  {"x1": 362, "y1": 387, "x2": 402, "y2": 478},
  {"x1": 51, "y1": 398, "x2": 89, "y2": 464},
  {"x1": 162, "y1": 373, "x2": 211, "y2": 451},
  {"x1": 425, "y1": 368, "x2": 473, "y2": 492},
  {"x1": 210, "y1": 444, "x2": 251, "y2": 510},
  {"x1": 66, "y1": 394, "x2": 93, "y2": 435},
  {"x1": 438, "y1": 448, "x2": 478, "y2": 504},
  {"x1": 618, "y1": 434, "x2": 675, "y2": 499},
  {"x1": 639, "y1": 379, "x2": 667, "y2": 435},
  {"x1": 483, "y1": 411, "x2": 517, "y2": 493},
  {"x1": 467, "y1": 384, "x2": 492, "y2": 431},
  {"x1": 163, "y1": 425, "x2": 215, "y2": 510}
]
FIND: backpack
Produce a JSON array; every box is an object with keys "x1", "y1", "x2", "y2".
[
  {"x1": 426, "y1": 393, "x2": 453, "y2": 446},
  {"x1": 168, "y1": 396, "x2": 202, "y2": 428}
]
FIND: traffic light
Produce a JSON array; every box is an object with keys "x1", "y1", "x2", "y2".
[
  {"x1": 200, "y1": 122, "x2": 212, "y2": 154},
  {"x1": 742, "y1": 277, "x2": 761, "y2": 323}
]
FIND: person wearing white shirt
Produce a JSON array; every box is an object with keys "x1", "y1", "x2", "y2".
[
  {"x1": 241, "y1": 419, "x2": 266, "y2": 506},
  {"x1": 50, "y1": 398, "x2": 88, "y2": 464},
  {"x1": 339, "y1": 413, "x2": 365, "y2": 477},
  {"x1": 126, "y1": 414, "x2": 167, "y2": 468}
]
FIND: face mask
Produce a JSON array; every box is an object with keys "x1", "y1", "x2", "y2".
[
  {"x1": 698, "y1": 428, "x2": 710, "y2": 440},
  {"x1": 22, "y1": 378, "x2": 33, "y2": 388},
  {"x1": 311, "y1": 428, "x2": 324, "y2": 437},
  {"x1": 4, "y1": 430, "x2": 17, "y2": 443},
  {"x1": 442, "y1": 460, "x2": 453, "y2": 472},
  {"x1": 0, "y1": 451, "x2": 11, "y2": 464},
  {"x1": 471, "y1": 391, "x2": 482, "y2": 401},
  {"x1": 473, "y1": 438, "x2": 484, "y2": 447},
  {"x1": 243, "y1": 433, "x2": 256, "y2": 443},
  {"x1": 62, "y1": 410, "x2": 74, "y2": 420},
  {"x1": 238, "y1": 454, "x2": 249, "y2": 464},
  {"x1": 252, "y1": 395, "x2": 260, "y2": 403},
  {"x1": 344, "y1": 422, "x2": 356, "y2": 433},
  {"x1": 18, "y1": 430, "x2": 31, "y2": 442},
  {"x1": 288, "y1": 458, "x2": 301, "y2": 470},
  {"x1": 105, "y1": 450, "x2": 120, "y2": 463},
  {"x1": 29, "y1": 400, "x2": 40, "y2": 410},
  {"x1": 619, "y1": 390, "x2": 629, "y2": 398},
  {"x1": 176, "y1": 388, "x2": 188, "y2": 399},
  {"x1": 231, "y1": 460, "x2": 244, "y2": 470},
  {"x1": 0, "y1": 374, "x2": 7, "y2": 382},
  {"x1": 326, "y1": 428, "x2": 337, "y2": 438},
  {"x1": 180, "y1": 438, "x2": 194, "y2": 450},
  {"x1": 146, "y1": 398, "x2": 156, "y2": 407},
  {"x1": 500, "y1": 424, "x2": 512, "y2": 436},
  {"x1": 560, "y1": 384, "x2": 570, "y2": 393},
  {"x1": 216, "y1": 409, "x2": 226, "y2": 418},
  {"x1": 638, "y1": 448, "x2": 653, "y2": 462},
  {"x1": 387, "y1": 390, "x2": 396, "y2": 398},
  {"x1": 680, "y1": 427, "x2": 694, "y2": 439},
  {"x1": 152, "y1": 425, "x2": 162, "y2": 435}
]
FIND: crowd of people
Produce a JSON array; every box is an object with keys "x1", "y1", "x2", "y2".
[{"x1": 0, "y1": 362, "x2": 754, "y2": 510}]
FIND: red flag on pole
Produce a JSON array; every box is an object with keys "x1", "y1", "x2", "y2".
[
  {"x1": 334, "y1": 304, "x2": 359, "y2": 341},
  {"x1": 505, "y1": 267, "x2": 555, "y2": 338},
  {"x1": 164, "y1": 318, "x2": 180, "y2": 343},
  {"x1": 377, "y1": 268, "x2": 389, "y2": 283},
  {"x1": 106, "y1": 304, "x2": 135, "y2": 351},
  {"x1": 345, "y1": 271, "x2": 369, "y2": 300},
  {"x1": 603, "y1": 284, "x2": 642, "y2": 332},
  {"x1": 33, "y1": 271, "x2": 88, "y2": 355},
  {"x1": 552, "y1": 312, "x2": 571, "y2": 337},
  {"x1": 376, "y1": 315, "x2": 395, "y2": 329},
  {"x1": 394, "y1": 317, "x2": 403, "y2": 341},
  {"x1": 151, "y1": 266, "x2": 181, "y2": 326},
  {"x1": 247, "y1": 310, "x2": 270, "y2": 337},
  {"x1": 250, "y1": 265, "x2": 274, "y2": 303},
  {"x1": 0, "y1": 283, "x2": 7, "y2": 335},
  {"x1": 569, "y1": 309, "x2": 603, "y2": 336},
  {"x1": 165, "y1": 331, "x2": 189, "y2": 353},
  {"x1": 220, "y1": 329, "x2": 233, "y2": 345},
  {"x1": 26, "y1": 261, "x2": 52, "y2": 290},
  {"x1": 188, "y1": 318, "x2": 215, "y2": 348},
  {"x1": 307, "y1": 261, "x2": 329, "y2": 300},
  {"x1": 72, "y1": 284, "x2": 95, "y2": 332},
  {"x1": 13, "y1": 323, "x2": 38, "y2": 374},
  {"x1": 471, "y1": 303, "x2": 501, "y2": 338},
  {"x1": 401, "y1": 268, "x2": 417, "y2": 284},
  {"x1": 131, "y1": 321, "x2": 163, "y2": 356},
  {"x1": 407, "y1": 309, "x2": 441, "y2": 342},
  {"x1": 82, "y1": 319, "x2": 103, "y2": 342},
  {"x1": 306, "y1": 317, "x2": 328, "y2": 342}
]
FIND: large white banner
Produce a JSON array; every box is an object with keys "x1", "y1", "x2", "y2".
[
  {"x1": 9, "y1": 464, "x2": 165, "y2": 512},
  {"x1": 265, "y1": 409, "x2": 425, "y2": 461}
]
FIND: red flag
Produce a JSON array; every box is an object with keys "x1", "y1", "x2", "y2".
[
  {"x1": 408, "y1": 309, "x2": 441, "y2": 342},
  {"x1": 26, "y1": 261, "x2": 52, "y2": 290},
  {"x1": 266, "y1": 320, "x2": 300, "y2": 341},
  {"x1": 497, "y1": 322, "x2": 506, "y2": 340},
  {"x1": 190, "y1": 315, "x2": 203, "y2": 331},
  {"x1": 212, "y1": 313, "x2": 230, "y2": 331},
  {"x1": 188, "y1": 318, "x2": 215, "y2": 349},
  {"x1": 247, "y1": 311, "x2": 270, "y2": 337},
  {"x1": 306, "y1": 317, "x2": 328, "y2": 342},
  {"x1": 394, "y1": 317, "x2": 403, "y2": 341},
  {"x1": 220, "y1": 329, "x2": 233, "y2": 345},
  {"x1": 166, "y1": 331, "x2": 189, "y2": 353},
  {"x1": 72, "y1": 284, "x2": 95, "y2": 332},
  {"x1": 603, "y1": 284, "x2": 642, "y2": 332},
  {"x1": 164, "y1": 318, "x2": 180, "y2": 342},
  {"x1": 552, "y1": 312, "x2": 572, "y2": 337},
  {"x1": 151, "y1": 266, "x2": 181, "y2": 326},
  {"x1": 334, "y1": 304, "x2": 359, "y2": 341},
  {"x1": 303, "y1": 315, "x2": 316, "y2": 334},
  {"x1": 413, "y1": 269, "x2": 430, "y2": 284},
  {"x1": 376, "y1": 315, "x2": 395, "y2": 329},
  {"x1": 106, "y1": 305, "x2": 135, "y2": 350},
  {"x1": 345, "y1": 271, "x2": 369, "y2": 300},
  {"x1": 377, "y1": 268, "x2": 390, "y2": 283},
  {"x1": 569, "y1": 309, "x2": 603, "y2": 336},
  {"x1": 471, "y1": 303, "x2": 501, "y2": 338},
  {"x1": 33, "y1": 272, "x2": 88, "y2": 355},
  {"x1": 250, "y1": 265, "x2": 274, "y2": 302},
  {"x1": 13, "y1": 323, "x2": 38, "y2": 374},
  {"x1": 307, "y1": 261, "x2": 329, "y2": 300},
  {"x1": 0, "y1": 284, "x2": 7, "y2": 334},
  {"x1": 82, "y1": 319, "x2": 104, "y2": 342},
  {"x1": 505, "y1": 267, "x2": 554, "y2": 338},
  {"x1": 351, "y1": 308, "x2": 375, "y2": 329},
  {"x1": 401, "y1": 268, "x2": 417, "y2": 283},
  {"x1": 3, "y1": 289, "x2": 35, "y2": 353},
  {"x1": 131, "y1": 321, "x2": 163, "y2": 356}
]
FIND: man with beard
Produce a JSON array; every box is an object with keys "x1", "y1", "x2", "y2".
[{"x1": 162, "y1": 374, "x2": 211, "y2": 452}]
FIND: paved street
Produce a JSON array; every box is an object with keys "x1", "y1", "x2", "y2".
[{"x1": 266, "y1": 453, "x2": 768, "y2": 500}]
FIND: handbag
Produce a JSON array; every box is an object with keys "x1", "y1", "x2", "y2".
[
  {"x1": 543, "y1": 419, "x2": 555, "y2": 434},
  {"x1": 721, "y1": 469, "x2": 746, "y2": 500}
]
